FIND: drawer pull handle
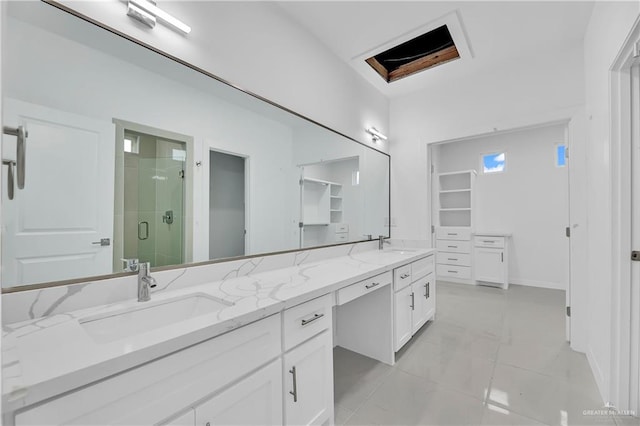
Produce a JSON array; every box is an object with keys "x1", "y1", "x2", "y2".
[
  {"x1": 448, "y1": 270, "x2": 458, "y2": 273},
  {"x1": 447, "y1": 233, "x2": 457, "y2": 236},
  {"x1": 410, "y1": 292, "x2": 415, "y2": 310},
  {"x1": 301, "y1": 313, "x2": 324, "y2": 326},
  {"x1": 400, "y1": 273, "x2": 410, "y2": 279},
  {"x1": 447, "y1": 246, "x2": 458, "y2": 249},
  {"x1": 501, "y1": 252, "x2": 504, "y2": 262},
  {"x1": 447, "y1": 258, "x2": 458, "y2": 261},
  {"x1": 289, "y1": 366, "x2": 298, "y2": 402},
  {"x1": 483, "y1": 240, "x2": 495, "y2": 243},
  {"x1": 365, "y1": 282, "x2": 380, "y2": 290}
]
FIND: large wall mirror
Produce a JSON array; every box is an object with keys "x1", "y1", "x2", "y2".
[{"x1": 1, "y1": 1, "x2": 390, "y2": 291}]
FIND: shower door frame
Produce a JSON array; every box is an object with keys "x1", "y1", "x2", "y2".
[{"x1": 113, "y1": 119, "x2": 194, "y2": 271}]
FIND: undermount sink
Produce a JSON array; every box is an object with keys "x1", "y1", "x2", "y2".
[{"x1": 79, "y1": 293, "x2": 233, "y2": 344}]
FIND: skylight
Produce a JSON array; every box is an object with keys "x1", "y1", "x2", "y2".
[{"x1": 365, "y1": 25, "x2": 460, "y2": 83}]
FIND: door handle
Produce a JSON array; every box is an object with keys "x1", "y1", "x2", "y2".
[
  {"x1": 91, "y1": 238, "x2": 111, "y2": 246},
  {"x1": 138, "y1": 221, "x2": 149, "y2": 240},
  {"x1": 289, "y1": 366, "x2": 298, "y2": 402},
  {"x1": 3, "y1": 125, "x2": 27, "y2": 190},
  {"x1": 410, "y1": 292, "x2": 415, "y2": 310}
]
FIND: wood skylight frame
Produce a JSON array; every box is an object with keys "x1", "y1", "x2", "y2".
[{"x1": 365, "y1": 25, "x2": 460, "y2": 83}]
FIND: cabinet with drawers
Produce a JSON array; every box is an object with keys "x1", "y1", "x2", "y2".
[
  {"x1": 474, "y1": 235, "x2": 509, "y2": 289},
  {"x1": 435, "y1": 226, "x2": 473, "y2": 284},
  {"x1": 435, "y1": 170, "x2": 476, "y2": 284}
]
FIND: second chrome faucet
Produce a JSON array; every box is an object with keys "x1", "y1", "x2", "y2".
[{"x1": 138, "y1": 262, "x2": 157, "y2": 302}]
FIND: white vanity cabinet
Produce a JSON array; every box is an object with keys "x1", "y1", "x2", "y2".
[
  {"x1": 13, "y1": 314, "x2": 282, "y2": 426},
  {"x1": 393, "y1": 255, "x2": 436, "y2": 351},
  {"x1": 474, "y1": 235, "x2": 509, "y2": 289},
  {"x1": 282, "y1": 294, "x2": 334, "y2": 426}
]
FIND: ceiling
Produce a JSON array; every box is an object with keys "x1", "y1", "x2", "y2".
[{"x1": 277, "y1": 1, "x2": 595, "y2": 98}]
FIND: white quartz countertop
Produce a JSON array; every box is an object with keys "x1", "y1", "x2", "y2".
[
  {"x1": 474, "y1": 232, "x2": 512, "y2": 237},
  {"x1": 2, "y1": 247, "x2": 434, "y2": 412}
]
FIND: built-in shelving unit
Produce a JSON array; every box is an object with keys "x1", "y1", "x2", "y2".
[
  {"x1": 301, "y1": 177, "x2": 346, "y2": 247},
  {"x1": 436, "y1": 170, "x2": 476, "y2": 284}
]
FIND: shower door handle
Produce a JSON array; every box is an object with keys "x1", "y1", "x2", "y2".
[
  {"x1": 3, "y1": 125, "x2": 27, "y2": 190},
  {"x1": 138, "y1": 221, "x2": 149, "y2": 240}
]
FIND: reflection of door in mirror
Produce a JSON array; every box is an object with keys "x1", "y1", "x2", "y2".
[
  {"x1": 1, "y1": 99, "x2": 115, "y2": 288},
  {"x1": 120, "y1": 130, "x2": 185, "y2": 269},
  {"x1": 209, "y1": 151, "x2": 246, "y2": 260},
  {"x1": 299, "y1": 157, "x2": 361, "y2": 248}
]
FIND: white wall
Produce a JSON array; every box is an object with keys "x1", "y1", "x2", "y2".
[
  {"x1": 55, "y1": 0, "x2": 389, "y2": 153},
  {"x1": 582, "y1": 0, "x2": 640, "y2": 404},
  {"x1": 434, "y1": 124, "x2": 569, "y2": 290}
]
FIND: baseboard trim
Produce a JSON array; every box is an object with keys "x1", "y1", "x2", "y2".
[
  {"x1": 509, "y1": 278, "x2": 565, "y2": 290},
  {"x1": 587, "y1": 346, "x2": 607, "y2": 404}
]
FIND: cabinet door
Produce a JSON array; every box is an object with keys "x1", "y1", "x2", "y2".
[
  {"x1": 195, "y1": 360, "x2": 282, "y2": 426},
  {"x1": 475, "y1": 247, "x2": 505, "y2": 284},
  {"x1": 423, "y1": 273, "x2": 436, "y2": 320},
  {"x1": 284, "y1": 331, "x2": 333, "y2": 426},
  {"x1": 411, "y1": 278, "x2": 428, "y2": 334},
  {"x1": 394, "y1": 285, "x2": 413, "y2": 351}
]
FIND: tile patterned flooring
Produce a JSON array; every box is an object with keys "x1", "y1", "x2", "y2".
[{"x1": 333, "y1": 282, "x2": 638, "y2": 426}]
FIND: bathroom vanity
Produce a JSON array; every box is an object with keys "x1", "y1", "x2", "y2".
[{"x1": 2, "y1": 244, "x2": 435, "y2": 425}]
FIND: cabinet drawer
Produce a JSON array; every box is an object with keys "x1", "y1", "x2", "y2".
[
  {"x1": 393, "y1": 264, "x2": 412, "y2": 291},
  {"x1": 436, "y1": 264, "x2": 472, "y2": 279},
  {"x1": 283, "y1": 294, "x2": 332, "y2": 351},
  {"x1": 336, "y1": 271, "x2": 392, "y2": 306},
  {"x1": 334, "y1": 223, "x2": 349, "y2": 233},
  {"x1": 437, "y1": 253, "x2": 471, "y2": 267},
  {"x1": 411, "y1": 256, "x2": 434, "y2": 281},
  {"x1": 436, "y1": 228, "x2": 471, "y2": 241},
  {"x1": 335, "y1": 233, "x2": 348, "y2": 242},
  {"x1": 474, "y1": 236, "x2": 505, "y2": 248},
  {"x1": 15, "y1": 314, "x2": 282, "y2": 426},
  {"x1": 436, "y1": 240, "x2": 471, "y2": 253}
]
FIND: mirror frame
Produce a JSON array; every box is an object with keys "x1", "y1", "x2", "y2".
[{"x1": 1, "y1": 0, "x2": 391, "y2": 294}]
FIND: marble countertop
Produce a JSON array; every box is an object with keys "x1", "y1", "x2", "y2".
[
  {"x1": 2, "y1": 246, "x2": 434, "y2": 412},
  {"x1": 474, "y1": 232, "x2": 512, "y2": 237}
]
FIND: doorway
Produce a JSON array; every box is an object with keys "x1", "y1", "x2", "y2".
[
  {"x1": 121, "y1": 129, "x2": 186, "y2": 268},
  {"x1": 113, "y1": 119, "x2": 193, "y2": 272},
  {"x1": 209, "y1": 150, "x2": 246, "y2": 259},
  {"x1": 428, "y1": 123, "x2": 572, "y2": 338}
]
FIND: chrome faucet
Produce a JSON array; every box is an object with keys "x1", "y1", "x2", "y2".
[
  {"x1": 138, "y1": 262, "x2": 157, "y2": 302},
  {"x1": 379, "y1": 235, "x2": 391, "y2": 250}
]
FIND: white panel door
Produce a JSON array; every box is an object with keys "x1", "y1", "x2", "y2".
[
  {"x1": 2, "y1": 99, "x2": 114, "y2": 287},
  {"x1": 195, "y1": 360, "x2": 282, "y2": 426},
  {"x1": 284, "y1": 331, "x2": 333, "y2": 426}
]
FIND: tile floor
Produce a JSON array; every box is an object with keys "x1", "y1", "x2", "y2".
[{"x1": 333, "y1": 282, "x2": 638, "y2": 426}]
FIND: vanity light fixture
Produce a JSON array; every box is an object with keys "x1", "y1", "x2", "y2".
[
  {"x1": 127, "y1": 0, "x2": 191, "y2": 34},
  {"x1": 366, "y1": 127, "x2": 388, "y2": 143}
]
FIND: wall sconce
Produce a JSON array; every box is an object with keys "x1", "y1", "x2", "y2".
[
  {"x1": 127, "y1": 0, "x2": 191, "y2": 34},
  {"x1": 366, "y1": 127, "x2": 388, "y2": 143}
]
